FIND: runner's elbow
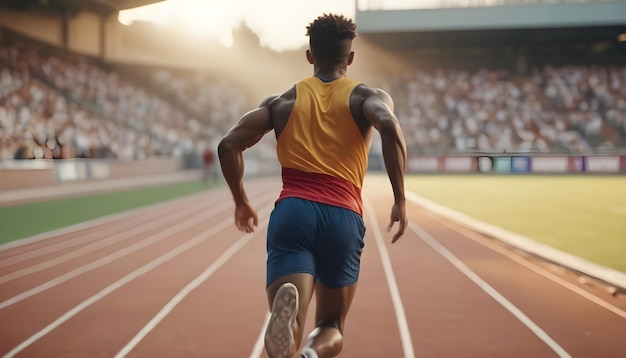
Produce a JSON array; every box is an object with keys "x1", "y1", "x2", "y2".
[
  {"x1": 378, "y1": 117, "x2": 400, "y2": 137},
  {"x1": 218, "y1": 136, "x2": 238, "y2": 156}
]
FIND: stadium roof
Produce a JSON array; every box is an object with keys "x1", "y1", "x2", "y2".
[
  {"x1": 356, "y1": 1, "x2": 626, "y2": 48},
  {"x1": 0, "y1": 0, "x2": 164, "y2": 15}
]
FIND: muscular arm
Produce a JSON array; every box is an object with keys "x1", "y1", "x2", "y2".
[
  {"x1": 362, "y1": 88, "x2": 408, "y2": 242},
  {"x1": 217, "y1": 96, "x2": 275, "y2": 231}
]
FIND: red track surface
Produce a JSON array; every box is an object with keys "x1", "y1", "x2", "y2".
[{"x1": 1, "y1": 176, "x2": 625, "y2": 357}]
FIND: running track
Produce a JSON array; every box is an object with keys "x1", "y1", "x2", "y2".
[{"x1": 1, "y1": 175, "x2": 625, "y2": 358}]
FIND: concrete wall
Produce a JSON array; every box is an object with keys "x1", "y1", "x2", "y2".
[
  {"x1": 0, "y1": 9, "x2": 62, "y2": 46},
  {"x1": 68, "y1": 11, "x2": 101, "y2": 56},
  {"x1": 0, "y1": 8, "x2": 103, "y2": 56},
  {"x1": 0, "y1": 158, "x2": 183, "y2": 191}
]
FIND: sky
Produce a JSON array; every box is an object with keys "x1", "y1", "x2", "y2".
[{"x1": 117, "y1": 0, "x2": 449, "y2": 51}]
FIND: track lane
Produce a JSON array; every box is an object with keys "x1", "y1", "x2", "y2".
[
  {"x1": 0, "y1": 211, "x2": 228, "y2": 356},
  {"x1": 121, "y1": 210, "x2": 273, "y2": 357},
  {"x1": 364, "y1": 179, "x2": 626, "y2": 357},
  {"x1": 0, "y1": 185, "x2": 276, "y2": 356},
  {"x1": 119, "y1": 184, "x2": 410, "y2": 357},
  {"x1": 410, "y1": 207, "x2": 626, "y2": 358},
  {"x1": 0, "y1": 202, "x2": 212, "y2": 286},
  {"x1": 0, "y1": 185, "x2": 272, "y2": 300},
  {"x1": 0, "y1": 196, "x2": 235, "y2": 304},
  {"x1": 14, "y1": 204, "x2": 275, "y2": 358},
  {"x1": 363, "y1": 187, "x2": 562, "y2": 358},
  {"x1": 1, "y1": 177, "x2": 625, "y2": 357}
]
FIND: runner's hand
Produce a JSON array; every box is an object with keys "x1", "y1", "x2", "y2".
[
  {"x1": 387, "y1": 202, "x2": 407, "y2": 243},
  {"x1": 235, "y1": 203, "x2": 258, "y2": 233}
]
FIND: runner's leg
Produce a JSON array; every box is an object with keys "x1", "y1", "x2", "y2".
[
  {"x1": 265, "y1": 273, "x2": 316, "y2": 357},
  {"x1": 301, "y1": 282, "x2": 357, "y2": 357}
]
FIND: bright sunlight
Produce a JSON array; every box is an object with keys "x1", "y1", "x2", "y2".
[{"x1": 117, "y1": 0, "x2": 459, "y2": 51}]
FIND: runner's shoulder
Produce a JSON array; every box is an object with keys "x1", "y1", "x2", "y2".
[
  {"x1": 258, "y1": 86, "x2": 296, "y2": 108},
  {"x1": 353, "y1": 84, "x2": 393, "y2": 106}
]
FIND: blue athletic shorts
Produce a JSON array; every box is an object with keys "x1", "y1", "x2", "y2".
[{"x1": 266, "y1": 197, "x2": 366, "y2": 289}]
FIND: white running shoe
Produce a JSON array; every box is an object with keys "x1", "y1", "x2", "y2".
[
  {"x1": 300, "y1": 347, "x2": 319, "y2": 358},
  {"x1": 265, "y1": 282, "x2": 299, "y2": 358}
]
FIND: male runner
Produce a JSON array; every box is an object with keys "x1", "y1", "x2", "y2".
[{"x1": 218, "y1": 13, "x2": 407, "y2": 358}]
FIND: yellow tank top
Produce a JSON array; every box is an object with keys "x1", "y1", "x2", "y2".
[{"x1": 276, "y1": 76, "x2": 369, "y2": 189}]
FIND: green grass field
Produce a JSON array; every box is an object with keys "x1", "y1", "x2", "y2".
[
  {"x1": 1, "y1": 175, "x2": 624, "y2": 273},
  {"x1": 0, "y1": 181, "x2": 213, "y2": 244},
  {"x1": 404, "y1": 175, "x2": 626, "y2": 273}
]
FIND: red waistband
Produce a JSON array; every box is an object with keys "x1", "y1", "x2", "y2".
[{"x1": 277, "y1": 167, "x2": 362, "y2": 216}]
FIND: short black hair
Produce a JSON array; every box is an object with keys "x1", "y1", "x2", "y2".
[{"x1": 306, "y1": 13, "x2": 357, "y2": 64}]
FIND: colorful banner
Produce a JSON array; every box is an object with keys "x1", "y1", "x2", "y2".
[
  {"x1": 404, "y1": 155, "x2": 626, "y2": 174},
  {"x1": 511, "y1": 156, "x2": 531, "y2": 173},
  {"x1": 492, "y1": 157, "x2": 511, "y2": 173}
]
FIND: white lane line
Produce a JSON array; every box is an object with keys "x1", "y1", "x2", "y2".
[
  {"x1": 431, "y1": 215, "x2": 626, "y2": 320},
  {"x1": 0, "y1": 200, "x2": 209, "y2": 284},
  {"x1": 409, "y1": 222, "x2": 572, "y2": 358},
  {"x1": 249, "y1": 313, "x2": 271, "y2": 358},
  {"x1": 364, "y1": 199, "x2": 415, "y2": 358},
  {"x1": 115, "y1": 207, "x2": 272, "y2": 358},
  {"x1": 2, "y1": 202, "x2": 263, "y2": 358},
  {"x1": 0, "y1": 197, "x2": 209, "y2": 268}
]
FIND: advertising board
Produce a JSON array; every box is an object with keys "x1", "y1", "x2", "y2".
[
  {"x1": 492, "y1": 157, "x2": 511, "y2": 173},
  {"x1": 530, "y1": 157, "x2": 569, "y2": 173},
  {"x1": 510, "y1": 156, "x2": 530, "y2": 173},
  {"x1": 442, "y1": 157, "x2": 476, "y2": 173},
  {"x1": 407, "y1": 156, "x2": 439, "y2": 173},
  {"x1": 403, "y1": 155, "x2": 625, "y2": 174},
  {"x1": 586, "y1": 156, "x2": 621, "y2": 173}
]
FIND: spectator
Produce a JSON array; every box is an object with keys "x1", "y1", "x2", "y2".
[{"x1": 202, "y1": 145, "x2": 217, "y2": 183}]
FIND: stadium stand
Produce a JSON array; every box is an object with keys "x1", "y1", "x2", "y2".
[
  {"x1": 357, "y1": 0, "x2": 626, "y2": 155},
  {"x1": 387, "y1": 65, "x2": 626, "y2": 155},
  {"x1": 0, "y1": 0, "x2": 625, "y2": 165},
  {"x1": 0, "y1": 28, "x2": 253, "y2": 161},
  {"x1": 111, "y1": 64, "x2": 254, "y2": 135}
]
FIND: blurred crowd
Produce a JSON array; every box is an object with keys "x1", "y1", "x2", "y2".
[
  {"x1": 0, "y1": 40, "x2": 250, "y2": 161},
  {"x1": 389, "y1": 65, "x2": 626, "y2": 154},
  {"x1": 150, "y1": 69, "x2": 250, "y2": 135},
  {"x1": 1, "y1": 34, "x2": 625, "y2": 161}
]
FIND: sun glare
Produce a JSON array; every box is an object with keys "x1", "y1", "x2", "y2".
[
  {"x1": 118, "y1": 0, "x2": 240, "y2": 47},
  {"x1": 117, "y1": 0, "x2": 467, "y2": 50},
  {"x1": 176, "y1": 1, "x2": 238, "y2": 47},
  {"x1": 117, "y1": 0, "x2": 356, "y2": 51}
]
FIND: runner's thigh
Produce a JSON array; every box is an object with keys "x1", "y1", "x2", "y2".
[
  {"x1": 266, "y1": 198, "x2": 318, "y2": 287},
  {"x1": 315, "y1": 205, "x2": 365, "y2": 288}
]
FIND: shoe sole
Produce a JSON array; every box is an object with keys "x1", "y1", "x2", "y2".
[{"x1": 265, "y1": 283, "x2": 299, "y2": 358}]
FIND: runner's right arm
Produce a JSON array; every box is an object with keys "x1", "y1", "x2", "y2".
[{"x1": 217, "y1": 96, "x2": 276, "y2": 232}]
